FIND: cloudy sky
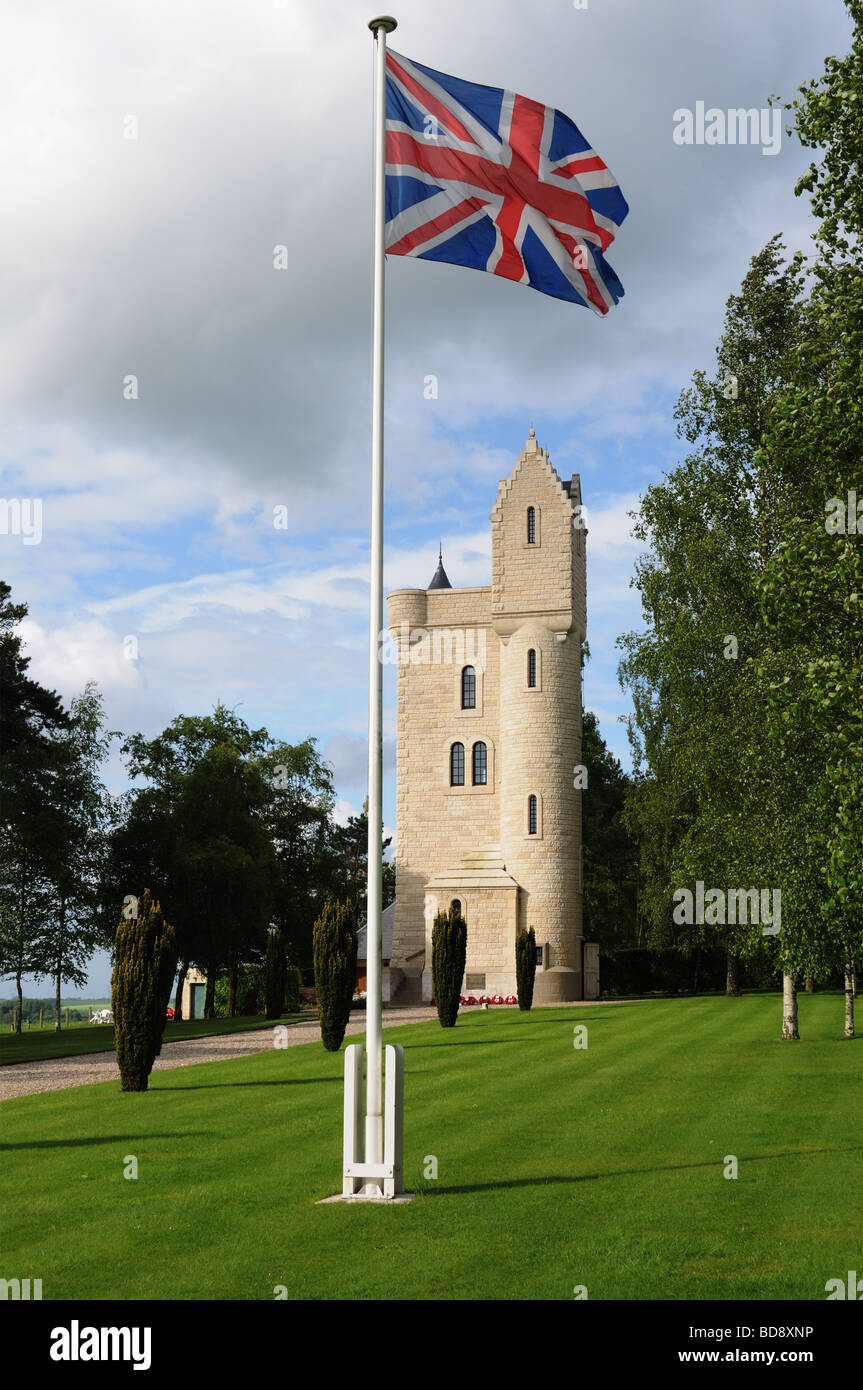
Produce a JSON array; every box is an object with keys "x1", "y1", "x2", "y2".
[{"x1": 1, "y1": 0, "x2": 852, "y2": 992}]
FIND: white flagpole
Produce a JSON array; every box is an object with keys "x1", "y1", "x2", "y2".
[{"x1": 363, "y1": 13, "x2": 397, "y2": 1198}]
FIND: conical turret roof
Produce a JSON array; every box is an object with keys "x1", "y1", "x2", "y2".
[{"x1": 427, "y1": 545, "x2": 452, "y2": 590}]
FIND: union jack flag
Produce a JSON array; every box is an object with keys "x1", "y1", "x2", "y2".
[{"x1": 384, "y1": 51, "x2": 629, "y2": 316}]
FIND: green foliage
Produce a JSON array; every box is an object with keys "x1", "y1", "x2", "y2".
[
  {"x1": 326, "y1": 807, "x2": 393, "y2": 934},
  {"x1": 598, "y1": 944, "x2": 789, "y2": 997},
  {"x1": 111, "y1": 889, "x2": 178, "y2": 1092},
  {"x1": 617, "y1": 13, "x2": 863, "y2": 1035},
  {"x1": 108, "y1": 705, "x2": 278, "y2": 1016},
  {"x1": 581, "y1": 711, "x2": 640, "y2": 951},
  {"x1": 431, "y1": 904, "x2": 467, "y2": 1028},
  {"x1": 515, "y1": 927, "x2": 537, "y2": 1011},
  {"x1": 215, "y1": 965, "x2": 265, "y2": 1018},
  {"x1": 265, "y1": 925, "x2": 286, "y2": 1019},
  {"x1": 753, "y1": 5, "x2": 863, "y2": 993},
  {"x1": 283, "y1": 963, "x2": 300, "y2": 1015},
  {"x1": 259, "y1": 737, "x2": 337, "y2": 966},
  {"x1": 312, "y1": 900, "x2": 357, "y2": 1051},
  {"x1": 0, "y1": 580, "x2": 68, "y2": 755},
  {"x1": 617, "y1": 235, "x2": 818, "y2": 982}
]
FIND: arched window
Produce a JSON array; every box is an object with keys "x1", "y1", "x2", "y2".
[
  {"x1": 461, "y1": 665, "x2": 476, "y2": 709},
  {"x1": 528, "y1": 795, "x2": 538, "y2": 834},
  {"x1": 450, "y1": 742, "x2": 465, "y2": 786},
  {"x1": 527, "y1": 506, "x2": 536, "y2": 544},
  {"x1": 472, "y1": 741, "x2": 487, "y2": 786},
  {"x1": 450, "y1": 899, "x2": 462, "y2": 918},
  {"x1": 527, "y1": 648, "x2": 537, "y2": 687}
]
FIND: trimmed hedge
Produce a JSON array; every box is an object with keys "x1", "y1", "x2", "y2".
[
  {"x1": 515, "y1": 926, "x2": 537, "y2": 1011},
  {"x1": 432, "y1": 904, "x2": 467, "y2": 1028},
  {"x1": 112, "y1": 890, "x2": 178, "y2": 1092},
  {"x1": 312, "y1": 900, "x2": 357, "y2": 1051},
  {"x1": 597, "y1": 946, "x2": 790, "y2": 997}
]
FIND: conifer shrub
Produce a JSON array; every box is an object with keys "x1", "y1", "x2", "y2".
[
  {"x1": 516, "y1": 926, "x2": 537, "y2": 1012},
  {"x1": 312, "y1": 900, "x2": 357, "y2": 1051},
  {"x1": 112, "y1": 890, "x2": 178, "y2": 1092},
  {"x1": 432, "y1": 904, "x2": 467, "y2": 1028}
]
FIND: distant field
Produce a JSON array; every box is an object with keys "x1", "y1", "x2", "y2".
[
  {"x1": 0, "y1": 1012, "x2": 312, "y2": 1066},
  {"x1": 1, "y1": 999, "x2": 112, "y2": 1030}
]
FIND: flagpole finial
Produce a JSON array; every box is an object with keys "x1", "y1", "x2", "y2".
[{"x1": 368, "y1": 15, "x2": 397, "y2": 33}]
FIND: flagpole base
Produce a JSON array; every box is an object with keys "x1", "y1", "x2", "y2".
[
  {"x1": 337, "y1": 1042, "x2": 406, "y2": 1201},
  {"x1": 316, "y1": 1192, "x2": 416, "y2": 1205}
]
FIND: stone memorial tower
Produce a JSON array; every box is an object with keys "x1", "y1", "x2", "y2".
[{"x1": 385, "y1": 429, "x2": 597, "y2": 1005}]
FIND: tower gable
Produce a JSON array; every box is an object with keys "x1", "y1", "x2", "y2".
[{"x1": 490, "y1": 429, "x2": 586, "y2": 639}]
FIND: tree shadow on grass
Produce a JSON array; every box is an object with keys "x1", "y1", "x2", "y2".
[
  {"x1": 450, "y1": 1010, "x2": 628, "y2": 1027},
  {"x1": 419, "y1": 1145, "x2": 863, "y2": 1195},
  {"x1": 159, "y1": 1076, "x2": 341, "y2": 1091},
  {"x1": 409, "y1": 1037, "x2": 539, "y2": 1049},
  {"x1": 0, "y1": 1132, "x2": 213, "y2": 1151}
]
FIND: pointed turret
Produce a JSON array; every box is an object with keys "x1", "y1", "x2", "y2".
[{"x1": 427, "y1": 544, "x2": 452, "y2": 590}]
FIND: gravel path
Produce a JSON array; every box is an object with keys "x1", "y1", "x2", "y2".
[
  {"x1": 0, "y1": 1006, "x2": 440, "y2": 1101},
  {"x1": 0, "y1": 998, "x2": 616, "y2": 1102}
]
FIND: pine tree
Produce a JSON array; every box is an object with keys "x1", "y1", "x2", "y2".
[
  {"x1": 312, "y1": 900, "x2": 357, "y2": 1051},
  {"x1": 432, "y1": 904, "x2": 467, "y2": 1028},
  {"x1": 516, "y1": 927, "x2": 537, "y2": 1011},
  {"x1": 112, "y1": 890, "x2": 178, "y2": 1092}
]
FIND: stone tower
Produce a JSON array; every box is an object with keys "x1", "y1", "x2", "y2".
[{"x1": 385, "y1": 430, "x2": 594, "y2": 1005}]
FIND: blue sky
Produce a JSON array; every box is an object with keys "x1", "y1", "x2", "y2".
[{"x1": 0, "y1": 0, "x2": 852, "y2": 993}]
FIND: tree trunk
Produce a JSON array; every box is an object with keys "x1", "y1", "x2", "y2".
[
  {"x1": 725, "y1": 940, "x2": 741, "y2": 997},
  {"x1": 844, "y1": 957, "x2": 855, "y2": 1039},
  {"x1": 204, "y1": 966, "x2": 216, "y2": 1020},
  {"x1": 781, "y1": 971, "x2": 799, "y2": 1039},
  {"x1": 228, "y1": 953, "x2": 238, "y2": 1017},
  {"x1": 805, "y1": 976, "x2": 815, "y2": 993},
  {"x1": 174, "y1": 959, "x2": 187, "y2": 1021},
  {"x1": 16, "y1": 861, "x2": 25, "y2": 1034},
  {"x1": 55, "y1": 897, "x2": 66, "y2": 1031}
]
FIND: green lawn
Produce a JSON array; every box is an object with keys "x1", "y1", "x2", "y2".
[
  {"x1": 1, "y1": 993, "x2": 860, "y2": 1300},
  {"x1": 0, "y1": 1013, "x2": 311, "y2": 1066}
]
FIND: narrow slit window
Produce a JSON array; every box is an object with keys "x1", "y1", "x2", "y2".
[
  {"x1": 527, "y1": 506, "x2": 536, "y2": 544},
  {"x1": 528, "y1": 795, "x2": 538, "y2": 834},
  {"x1": 450, "y1": 742, "x2": 465, "y2": 786},
  {"x1": 527, "y1": 649, "x2": 537, "y2": 687},
  {"x1": 461, "y1": 665, "x2": 476, "y2": 709}
]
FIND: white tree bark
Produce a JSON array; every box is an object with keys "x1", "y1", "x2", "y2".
[
  {"x1": 781, "y1": 971, "x2": 799, "y2": 1039},
  {"x1": 844, "y1": 958, "x2": 855, "y2": 1039}
]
